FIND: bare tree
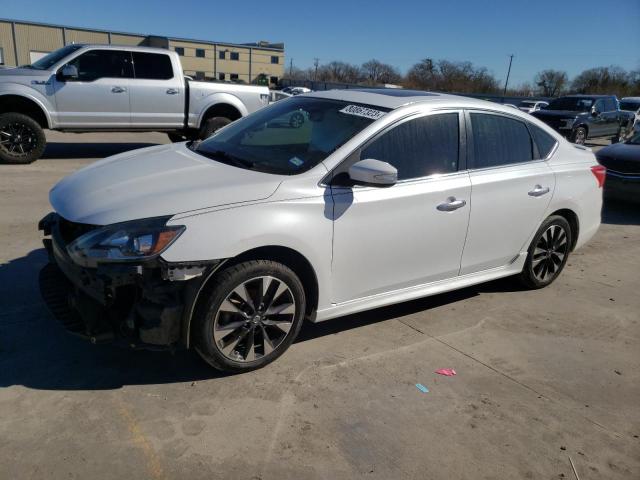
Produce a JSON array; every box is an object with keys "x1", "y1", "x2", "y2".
[
  {"x1": 534, "y1": 70, "x2": 568, "y2": 97},
  {"x1": 406, "y1": 58, "x2": 498, "y2": 93},
  {"x1": 571, "y1": 65, "x2": 637, "y2": 96},
  {"x1": 361, "y1": 59, "x2": 402, "y2": 85}
]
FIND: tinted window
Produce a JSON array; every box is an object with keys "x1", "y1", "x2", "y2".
[
  {"x1": 66, "y1": 50, "x2": 132, "y2": 81},
  {"x1": 361, "y1": 113, "x2": 459, "y2": 180},
  {"x1": 594, "y1": 99, "x2": 606, "y2": 112},
  {"x1": 32, "y1": 44, "x2": 82, "y2": 70},
  {"x1": 620, "y1": 101, "x2": 640, "y2": 112},
  {"x1": 196, "y1": 49, "x2": 205, "y2": 58},
  {"x1": 230, "y1": 52, "x2": 240, "y2": 61},
  {"x1": 132, "y1": 52, "x2": 173, "y2": 80},
  {"x1": 604, "y1": 98, "x2": 617, "y2": 111},
  {"x1": 547, "y1": 97, "x2": 594, "y2": 112},
  {"x1": 470, "y1": 113, "x2": 533, "y2": 168},
  {"x1": 529, "y1": 124, "x2": 557, "y2": 159}
]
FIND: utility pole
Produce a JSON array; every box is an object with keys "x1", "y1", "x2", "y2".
[
  {"x1": 313, "y1": 58, "x2": 319, "y2": 81},
  {"x1": 289, "y1": 58, "x2": 293, "y2": 77},
  {"x1": 502, "y1": 54, "x2": 514, "y2": 102}
]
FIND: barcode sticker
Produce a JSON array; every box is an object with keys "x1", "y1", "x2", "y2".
[{"x1": 339, "y1": 105, "x2": 386, "y2": 120}]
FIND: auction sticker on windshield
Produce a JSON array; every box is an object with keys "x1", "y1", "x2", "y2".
[{"x1": 339, "y1": 105, "x2": 387, "y2": 120}]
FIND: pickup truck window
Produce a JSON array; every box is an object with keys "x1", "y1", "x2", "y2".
[
  {"x1": 547, "y1": 97, "x2": 593, "y2": 112},
  {"x1": 66, "y1": 50, "x2": 133, "y2": 81},
  {"x1": 194, "y1": 97, "x2": 388, "y2": 175},
  {"x1": 29, "y1": 45, "x2": 82, "y2": 70},
  {"x1": 603, "y1": 98, "x2": 617, "y2": 112},
  {"x1": 620, "y1": 101, "x2": 640, "y2": 112},
  {"x1": 131, "y1": 52, "x2": 174, "y2": 80}
]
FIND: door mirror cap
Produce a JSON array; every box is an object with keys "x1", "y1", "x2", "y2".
[
  {"x1": 348, "y1": 159, "x2": 398, "y2": 186},
  {"x1": 60, "y1": 64, "x2": 79, "y2": 80},
  {"x1": 591, "y1": 106, "x2": 600, "y2": 117}
]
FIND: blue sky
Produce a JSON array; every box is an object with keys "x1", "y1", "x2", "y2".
[{"x1": 2, "y1": 0, "x2": 639, "y2": 85}]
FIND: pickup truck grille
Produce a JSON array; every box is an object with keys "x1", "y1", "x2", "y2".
[{"x1": 58, "y1": 216, "x2": 99, "y2": 245}]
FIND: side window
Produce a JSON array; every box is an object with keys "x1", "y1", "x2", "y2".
[
  {"x1": 132, "y1": 52, "x2": 173, "y2": 80},
  {"x1": 66, "y1": 50, "x2": 133, "y2": 81},
  {"x1": 361, "y1": 113, "x2": 459, "y2": 181},
  {"x1": 470, "y1": 113, "x2": 533, "y2": 168},
  {"x1": 219, "y1": 51, "x2": 226, "y2": 60},
  {"x1": 604, "y1": 98, "x2": 617, "y2": 112},
  {"x1": 230, "y1": 52, "x2": 240, "y2": 61},
  {"x1": 529, "y1": 124, "x2": 558, "y2": 159},
  {"x1": 594, "y1": 99, "x2": 606, "y2": 113}
]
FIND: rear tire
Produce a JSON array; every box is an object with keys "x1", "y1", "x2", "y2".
[
  {"x1": 518, "y1": 215, "x2": 572, "y2": 289},
  {"x1": 0, "y1": 112, "x2": 46, "y2": 164},
  {"x1": 193, "y1": 260, "x2": 306, "y2": 373},
  {"x1": 570, "y1": 126, "x2": 587, "y2": 145},
  {"x1": 199, "y1": 116, "x2": 232, "y2": 140}
]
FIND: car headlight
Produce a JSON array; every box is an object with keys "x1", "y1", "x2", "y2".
[{"x1": 66, "y1": 216, "x2": 185, "y2": 268}]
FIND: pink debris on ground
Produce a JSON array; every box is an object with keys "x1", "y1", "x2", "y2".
[{"x1": 435, "y1": 368, "x2": 457, "y2": 376}]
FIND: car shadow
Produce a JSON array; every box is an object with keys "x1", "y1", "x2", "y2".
[
  {"x1": 1, "y1": 248, "x2": 522, "y2": 390},
  {"x1": 41, "y1": 142, "x2": 159, "y2": 160},
  {"x1": 602, "y1": 198, "x2": 640, "y2": 226}
]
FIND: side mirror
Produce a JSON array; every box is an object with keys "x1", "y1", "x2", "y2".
[
  {"x1": 348, "y1": 159, "x2": 398, "y2": 186},
  {"x1": 59, "y1": 64, "x2": 78, "y2": 81},
  {"x1": 591, "y1": 107, "x2": 600, "y2": 117}
]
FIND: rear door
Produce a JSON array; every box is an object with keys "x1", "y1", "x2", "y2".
[
  {"x1": 460, "y1": 111, "x2": 557, "y2": 275},
  {"x1": 53, "y1": 49, "x2": 132, "y2": 128},
  {"x1": 600, "y1": 97, "x2": 621, "y2": 136},
  {"x1": 129, "y1": 52, "x2": 185, "y2": 128}
]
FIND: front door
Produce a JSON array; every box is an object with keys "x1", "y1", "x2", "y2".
[
  {"x1": 460, "y1": 111, "x2": 556, "y2": 274},
  {"x1": 330, "y1": 111, "x2": 471, "y2": 303},
  {"x1": 53, "y1": 49, "x2": 132, "y2": 128}
]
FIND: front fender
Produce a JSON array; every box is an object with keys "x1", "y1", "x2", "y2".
[
  {"x1": 0, "y1": 84, "x2": 55, "y2": 128},
  {"x1": 191, "y1": 92, "x2": 249, "y2": 128}
]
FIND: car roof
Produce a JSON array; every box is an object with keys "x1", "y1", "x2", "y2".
[
  {"x1": 301, "y1": 88, "x2": 522, "y2": 113},
  {"x1": 72, "y1": 44, "x2": 173, "y2": 54},
  {"x1": 560, "y1": 94, "x2": 615, "y2": 99},
  {"x1": 621, "y1": 97, "x2": 640, "y2": 101}
]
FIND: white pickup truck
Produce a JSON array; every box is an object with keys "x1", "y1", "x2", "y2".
[{"x1": 0, "y1": 44, "x2": 270, "y2": 163}]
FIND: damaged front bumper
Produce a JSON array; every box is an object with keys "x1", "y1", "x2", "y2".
[{"x1": 38, "y1": 213, "x2": 221, "y2": 349}]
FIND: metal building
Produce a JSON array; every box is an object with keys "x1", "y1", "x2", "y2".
[{"x1": 0, "y1": 18, "x2": 285, "y2": 85}]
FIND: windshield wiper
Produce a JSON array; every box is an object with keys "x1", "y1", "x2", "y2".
[{"x1": 198, "y1": 149, "x2": 255, "y2": 169}]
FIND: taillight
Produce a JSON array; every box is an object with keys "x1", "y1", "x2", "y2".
[{"x1": 591, "y1": 165, "x2": 606, "y2": 188}]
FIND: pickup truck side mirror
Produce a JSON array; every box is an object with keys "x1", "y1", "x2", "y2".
[
  {"x1": 59, "y1": 64, "x2": 79, "y2": 81},
  {"x1": 348, "y1": 159, "x2": 398, "y2": 186},
  {"x1": 591, "y1": 106, "x2": 600, "y2": 117}
]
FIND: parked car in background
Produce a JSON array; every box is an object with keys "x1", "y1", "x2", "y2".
[
  {"x1": 504, "y1": 104, "x2": 520, "y2": 110},
  {"x1": 620, "y1": 97, "x2": 640, "y2": 135},
  {"x1": 39, "y1": 89, "x2": 604, "y2": 372},
  {"x1": 290, "y1": 87, "x2": 312, "y2": 95},
  {"x1": 519, "y1": 100, "x2": 549, "y2": 113},
  {"x1": 531, "y1": 95, "x2": 634, "y2": 145},
  {"x1": 0, "y1": 44, "x2": 270, "y2": 164},
  {"x1": 596, "y1": 129, "x2": 640, "y2": 203}
]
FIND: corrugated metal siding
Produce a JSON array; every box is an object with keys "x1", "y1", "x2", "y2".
[
  {"x1": 0, "y1": 21, "x2": 16, "y2": 66},
  {"x1": 65, "y1": 29, "x2": 109, "y2": 45},
  {"x1": 14, "y1": 24, "x2": 63, "y2": 65},
  {"x1": 109, "y1": 34, "x2": 145, "y2": 46}
]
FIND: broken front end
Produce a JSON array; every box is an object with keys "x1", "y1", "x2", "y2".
[{"x1": 38, "y1": 213, "x2": 220, "y2": 349}]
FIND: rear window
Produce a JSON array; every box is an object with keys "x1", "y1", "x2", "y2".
[
  {"x1": 132, "y1": 52, "x2": 173, "y2": 80},
  {"x1": 529, "y1": 124, "x2": 558, "y2": 159},
  {"x1": 620, "y1": 101, "x2": 640, "y2": 112}
]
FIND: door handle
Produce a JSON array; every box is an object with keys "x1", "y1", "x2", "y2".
[
  {"x1": 437, "y1": 197, "x2": 467, "y2": 212},
  {"x1": 528, "y1": 185, "x2": 550, "y2": 197},
  {"x1": 166, "y1": 88, "x2": 179, "y2": 95},
  {"x1": 111, "y1": 86, "x2": 126, "y2": 93}
]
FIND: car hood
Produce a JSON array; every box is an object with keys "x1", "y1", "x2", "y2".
[
  {"x1": 596, "y1": 142, "x2": 640, "y2": 173},
  {"x1": 0, "y1": 67, "x2": 51, "y2": 78},
  {"x1": 50, "y1": 143, "x2": 283, "y2": 225}
]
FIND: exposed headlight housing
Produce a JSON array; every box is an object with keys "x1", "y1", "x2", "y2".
[{"x1": 67, "y1": 217, "x2": 185, "y2": 268}]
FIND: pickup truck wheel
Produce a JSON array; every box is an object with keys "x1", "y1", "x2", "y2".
[
  {"x1": 570, "y1": 126, "x2": 587, "y2": 145},
  {"x1": 0, "y1": 113, "x2": 46, "y2": 164},
  {"x1": 200, "y1": 116, "x2": 231, "y2": 140},
  {"x1": 167, "y1": 133, "x2": 187, "y2": 143},
  {"x1": 193, "y1": 260, "x2": 306, "y2": 373}
]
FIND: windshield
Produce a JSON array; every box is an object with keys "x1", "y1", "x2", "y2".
[
  {"x1": 620, "y1": 101, "x2": 640, "y2": 112},
  {"x1": 520, "y1": 101, "x2": 535, "y2": 107},
  {"x1": 28, "y1": 45, "x2": 83, "y2": 70},
  {"x1": 547, "y1": 97, "x2": 594, "y2": 112},
  {"x1": 194, "y1": 97, "x2": 388, "y2": 175}
]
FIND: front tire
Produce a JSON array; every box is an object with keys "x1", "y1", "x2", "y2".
[
  {"x1": 570, "y1": 126, "x2": 587, "y2": 145},
  {"x1": 0, "y1": 112, "x2": 46, "y2": 164},
  {"x1": 193, "y1": 260, "x2": 306, "y2": 373},
  {"x1": 519, "y1": 215, "x2": 572, "y2": 289},
  {"x1": 199, "y1": 116, "x2": 232, "y2": 140}
]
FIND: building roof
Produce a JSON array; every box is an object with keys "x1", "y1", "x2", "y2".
[{"x1": 0, "y1": 17, "x2": 284, "y2": 51}]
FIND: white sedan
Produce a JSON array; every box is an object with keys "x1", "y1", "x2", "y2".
[
  {"x1": 40, "y1": 89, "x2": 604, "y2": 372},
  {"x1": 519, "y1": 100, "x2": 549, "y2": 113}
]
